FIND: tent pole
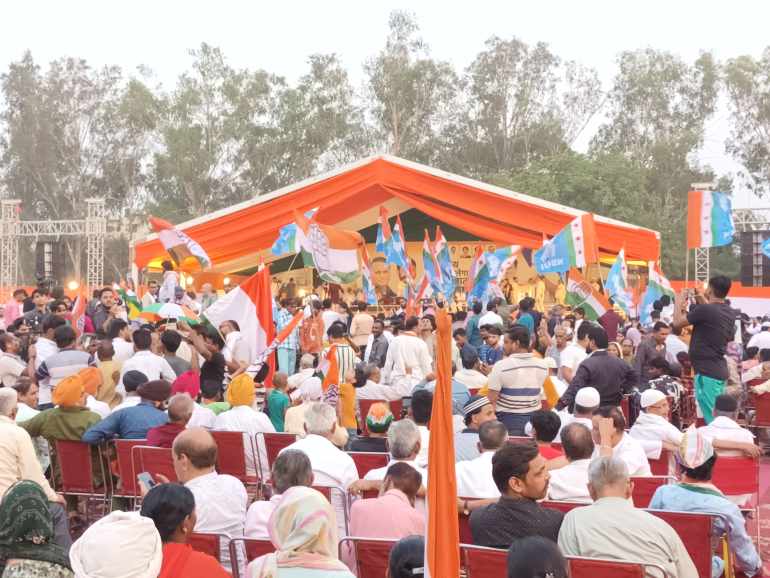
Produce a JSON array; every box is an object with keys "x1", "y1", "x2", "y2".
[{"x1": 685, "y1": 248, "x2": 690, "y2": 289}]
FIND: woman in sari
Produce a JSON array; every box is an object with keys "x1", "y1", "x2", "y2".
[
  {"x1": 140, "y1": 483, "x2": 229, "y2": 578},
  {"x1": 248, "y1": 486, "x2": 355, "y2": 578},
  {"x1": 0, "y1": 481, "x2": 72, "y2": 578}
]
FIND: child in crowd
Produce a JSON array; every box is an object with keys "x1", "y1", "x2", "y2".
[
  {"x1": 96, "y1": 340, "x2": 122, "y2": 408},
  {"x1": 266, "y1": 372, "x2": 291, "y2": 432}
]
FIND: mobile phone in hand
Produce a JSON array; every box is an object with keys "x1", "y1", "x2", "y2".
[{"x1": 137, "y1": 472, "x2": 156, "y2": 489}]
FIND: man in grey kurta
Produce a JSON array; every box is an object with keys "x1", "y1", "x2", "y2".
[{"x1": 558, "y1": 456, "x2": 697, "y2": 578}]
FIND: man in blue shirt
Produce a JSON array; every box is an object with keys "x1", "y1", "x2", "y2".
[
  {"x1": 82, "y1": 379, "x2": 171, "y2": 443},
  {"x1": 479, "y1": 325, "x2": 504, "y2": 370},
  {"x1": 466, "y1": 302, "x2": 484, "y2": 349},
  {"x1": 649, "y1": 428, "x2": 762, "y2": 578}
]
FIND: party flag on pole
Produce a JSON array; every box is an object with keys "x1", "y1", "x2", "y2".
[
  {"x1": 69, "y1": 292, "x2": 88, "y2": 337},
  {"x1": 360, "y1": 246, "x2": 378, "y2": 306},
  {"x1": 465, "y1": 247, "x2": 490, "y2": 303},
  {"x1": 422, "y1": 229, "x2": 444, "y2": 295},
  {"x1": 687, "y1": 190, "x2": 735, "y2": 249},
  {"x1": 149, "y1": 216, "x2": 211, "y2": 270},
  {"x1": 393, "y1": 213, "x2": 414, "y2": 281},
  {"x1": 640, "y1": 262, "x2": 675, "y2": 325},
  {"x1": 425, "y1": 308, "x2": 460, "y2": 578},
  {"x1": 117, "y1": 286, "x2": 142, "y2": 320},
  {"x1": 486, "y1": 245, "x2": 521, "y2": 284},
  {"x1": 534, "y1": 214, "x2": 598, "y2": 274},
  {"x1": 294, "y1": 210, "x2": 364, "y2": 285},
  {"x1": 434, "y1": 226, "x2": 456, "y2": 301},
  {"x1": 271, "y1": 208, "x2": 319, "y2": 256},
  {"x1": 604, "y1": 248, "x2": 633, "y2": 315},
  {"x1": 565, "y1": 268, "x2": 611, "y2": 321}
]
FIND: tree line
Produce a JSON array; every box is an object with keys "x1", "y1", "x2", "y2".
[{"x1": 2, "y1": 11, "x2": 770, "y2": 278}]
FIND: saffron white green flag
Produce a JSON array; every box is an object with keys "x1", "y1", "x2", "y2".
[
  {"x1": 565, "y1": 268, "x2": 611, "y2": 321},
  {"x1": 294, "y1": 210, "x2": 364, "y2": 285}
]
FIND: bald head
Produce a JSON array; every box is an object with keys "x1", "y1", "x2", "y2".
[
  {"x1": 172, "y1": 427, "x2": 217, "y2": 470},
  {"x1": 168, "y1": 394, "x2": 195, "y2": 424},
  {"x1": 478, "y1": 420, "x2": 508, "y2": 451},
  {"x1": 560, "y1": 422, "x2": 595, "y2": 462}
]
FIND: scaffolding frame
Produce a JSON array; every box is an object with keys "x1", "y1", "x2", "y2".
[{"x1": 0, "y1": 199, "x2": 106, "y2": 300}]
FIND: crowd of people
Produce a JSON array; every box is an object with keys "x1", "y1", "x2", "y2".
[{"x1": 0, "y1": 272, "x2": 766, "y2": 577}]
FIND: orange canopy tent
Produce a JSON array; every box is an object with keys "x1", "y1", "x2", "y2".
[{"x1": 133, "y1": 155, "x2": 660, "y2": 274}]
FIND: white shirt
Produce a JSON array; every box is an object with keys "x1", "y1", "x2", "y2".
[
  {"x1": 747, "y1": 331, "x2": 770, "y2": 351},
  {"x1": 214, "y1": 405, "x2": 275, "y2": 478},
  {"x1": 117, "y1": 350, "x2": 177, "y2": 395},
  {"x1": 553, "y1": 414, "x2": 593, "y2": 443},
  {"x1": 698, "y1": 416, "x2": 755, "y2": 455},
  {"x1": 416, "y1": 425, "x2": 430, "y2": 468},
  {"x1": 559, "y1": 344, "x2": 586, "y2": 379},
  {"x1": 0, "y1": 353, "x2": 25, "y2": 387},
  {"x1": 244, "y1": 494, "x2": 281, "y2": 539},
  {"x1": 15, "y1": 403, "x2": 49, "y2": 472},
  {"x1": 322, "y1": 310, "x2": 343, "y2": 337},
  {"x1": 593, "y1": 433, "x2": 651, "y2": 477},
  {"x1": 34, "y1": 337, "x2": 58, "y2": 371},
  {"x1": 288, "y1": 369, "x2": 323, "y2": 402},
  {"x1": 111, "y1": 395, "x2": 141, "y2": 413},
  {"x1": 356, "y1": 380, "x2": 402, "y2": 401},
  {"x1": 478, "y1": 311, "x2": 504, "y2": 327},
  {"x1": 282, "y1": 434, "x2": 359, "y2": 490},
  {"x1": 629, "y1": 412, "x2": 683, "y2": 459},
  {"x1": 186, "y1": 471, "x2": 247, "y2": 571},
  {"x1": 86, "y1": 395, "x2": 110, "y2": 419},
  {"x1": 188, "y1": 403, "x2": 217, "y2": 429},
  {"x1": 365, "y1": 458, "x2": 427, "y2": 484},
  {"x1": 112, "y1": 338, "x2": 135, "y2": 365},
  {"x1": 547, "y1": 458, "x2": 592, "y2": 502},
  {"x1": 454, "y1": 368, "x2": 487, "y2": 390},
  {"x1": 455, "y1": 451, "x2": 500, "y2": 499},
  {"x1": 382, "y1": 334, "x2": 433, "y2": 383}
]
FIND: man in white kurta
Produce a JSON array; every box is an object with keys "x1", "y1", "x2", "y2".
[
  {"x1": 382, "y1": 319, "x2": 434, "y2": 387},
  {"x1": 592, "y1": 408, "x2": 651, "y2": 477},
  {"x1": 455, "y1": 420, "x2": 507, "y2": 499},
  {"x1": 548, "y1": 422, "x2": 595, "y2": 502},
  {"x1": 558, "y1": 456, "x2": 698, "y2": 578},
  {"x1": 553, "y1": 386, "x2": 599, "y2": 442},
  {"x1": 214, "y1": 404, "x2": 274, "y2": 479},
  {"x1": 629, "y1": 389, "x2": 683, "y2": 460}
]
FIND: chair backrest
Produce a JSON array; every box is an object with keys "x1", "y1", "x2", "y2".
[
  {"x1": 341, "y1": 538, "x2": 397, "y2": 578},
  {"x1": 712, "y1": 455, "x2": 759, "y2": 496},
  {"x1": 540, "y1": 500, "x2": 586, "y2": 514},
  {"x1": 461, "y1": 545, "x2": 507, "y2": 578},
  {"x1": 132, "y1": 446, "x2": 177, "y2": 495},
  {"x1": 312, "y1": 485, "x2": 333, "y2": 501},
  {"x1": 262, "y1": 432, "x2": 297, "y2": 470},
  {"x1": 228, "y1": 538, "x2": 275, "y2": 578},
  {"x1": 113, "y1": 439, "x2": 147, "y2": 497},
  {"x1": 457, "y1": 509, "x2": 473, "y2": 544},
  {"x1": 648, "y1": 448, "x2": 671, "y2": 476},
  {"x1": 648, "y1": 509, "x2": 715, "y2": 578},
  {"x1": 631, "y1": 476, "x2": 670, "y2": 508},
  {"x1": 347, "y1": 452, "x2": 390, "y2": 478},
  {"x1": 568, "y1": 556, "x2": 645, "y2": 578},
  {"x1": 211, "y1": 430, "x2": 249, "y2": 481},
  {"x1": 189, "y1": 532, "x2": 220, "y2": 561},
  {"x1": 54, "y1": 440, "x2": 98, "y2": 494},
  {"x1": 755, "y1": 392, "x2": 770, "y2": 427}
]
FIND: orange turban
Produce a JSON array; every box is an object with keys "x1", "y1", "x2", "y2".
[
  {"x1": 226, "y1": 374, "x2": 255, "y2": 407},
  {"x1": 52, "y1": 374, "x2": 85, "y2": 407},
  {"x1": 78, "y1": 367, "x2": 103, "y2": 396}
]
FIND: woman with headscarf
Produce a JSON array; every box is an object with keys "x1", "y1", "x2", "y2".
[
  {"x1": 213, "y1": 373, "x2": 275, "y2": 478},
  {"x1": 69, "y1": 510, "x2": 162, "y2": 578},
  {"x1": 0, "y1": 481, "x2": 72, "y2": 578},
  {"x1": 247, "y1": 486, "x2": 354, "y2": 578},
  {"x1": 140, "y1": 483, "x2": 229, "y2": 578}
]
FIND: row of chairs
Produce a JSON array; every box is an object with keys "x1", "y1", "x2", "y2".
[{"x1": 188, "y1": 533, "x2": 669, "y2": 578}]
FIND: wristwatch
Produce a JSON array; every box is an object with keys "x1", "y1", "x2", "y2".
[{"x1": 462, "y1": 499, "x2": 470, "y2": 516}]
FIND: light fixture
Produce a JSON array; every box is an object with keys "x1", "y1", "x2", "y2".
[
  {"x1": 298, "y1": 288, "x2": 307, "y2": 298},
  {"x1": 223, "y1": 277, "x2": 231, "y2": 286},
  {"x1": 67, "y1": 280, "x2": 80, "y2": 291}
]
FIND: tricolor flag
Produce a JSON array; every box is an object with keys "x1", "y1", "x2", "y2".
[
  {"x1": 360, "y1": 247, "x2": 378, "y2": 306},
  {"x1": 687, "y1": 190, "x2": 735, "y2": 249},
  {"x1": 422, "y1": 229, "x2": 443, "y2": 295},
  {"x1": 434, "y1": 226, "x2": 456, "y2": 301},
  {"x1": 640, "y1": 262, "x2": 675, "y2": 325},
  {"x1": 117, "y1": 286, "x2": 142, "y2": 320},
  {"x1": 425, "y1": 309, "x2": 460, "y2": 578},
  {"x1": 69, "y1": 292, "x2": 88, "y2": 337},
  {"x1": 246, "y1": 309, "x2": 304, "y2": 374},
  {"x1": 486, "y1": 245, "x2": 521, "y2": 283},
  {"x1": 271, "y1": 208, "x2": 319, "y2": 256},
  {"x1": 294, "y1": 211, "x2": 364, "y2": 285},
  {"x1": 149, "y1": 217, "x2": 211, "y2": 270},
  {"x1": 534, "y1": 214, "x2": 598, "y2": 274},
  {"x1": 465, "y1": 247, "x2": 490, "y2": 303},
  {"x1": 204, "y1": 267, "x2": 275, "y2": 383},
  {"x1": 604, "y1": 248, "x2": 633, "y2": 315},
  {"x1": 565, "y1": 268, "x2": 611, "y2": 321}
]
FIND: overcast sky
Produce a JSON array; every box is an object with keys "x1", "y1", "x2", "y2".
[{"x1": 3, "y1": 0, "x2": 769, "y2": 206}]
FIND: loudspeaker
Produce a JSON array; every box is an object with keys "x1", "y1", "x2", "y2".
[
  {"x1": 34, "y1": 241, "x2": 66, "y2": 281},
  {"x1": 740, "y1": 231, "x2": 770, "y2": 287}
]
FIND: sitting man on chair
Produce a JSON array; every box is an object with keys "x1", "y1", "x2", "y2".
[
  {"x1": 547, "y1": 423, "x2": 594, "y2": 502},
  {"x1": 629, "y1": 389, "x2": 682, "y2": 460},
  {"x1": 649, "y1": 428, "x2": 762, "y2": 578},
  {"x1": 592, "y1": 405, "x2": 651, "y2": 477},
  {"x1": 455, "y1": 420, "x2": 507, "y2": 499}
]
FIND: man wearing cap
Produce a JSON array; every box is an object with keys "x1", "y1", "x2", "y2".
[
  {"x1": 650, "y1": 428, "x2": 762, "y2": 578},
  {"x1": 82, "y1": 379, "x2": 171, "y2": 443},
  {"x1": 79, "y1": 366, "x2": 111, "y2": 419},
  {"x1": 747, "y1": 319, "x2": 770, "y2": 350},
  {"x1": 349, "y1": 403, "x2": 392, "y2": 452},
  {"x1": 556, "y1": 386, "x2": 599, "y2": 443},
  {"x1": 455, "y1": 395, "x2": 497, "y2": 462},
  {"x1": 629, "y1": 389, "x2": 682, "y2": 460},
  {"x1": 455, "y1": 420, "x2": 507, "y2": 499},
  {"x1": 110, "y1": 369, "x2": 148, "y2": 412}
]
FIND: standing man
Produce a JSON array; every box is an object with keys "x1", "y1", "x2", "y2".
[
  {"x1": 276, "y1": 299, "x2": 300, "y2": 376},
  {"x1": 300, "y1": 300, "x2": 325, "y2": 359},
  {"x1": 673, "y1": 276, "x2": 736, "y2": 424},
  {"x1": 199, "y1": 283, "x2": 217, "y2": 313},
  {"x1": 141, "y1": 279, "x2": 159, "y2": 309},
  {"x1": 598, "y1": 300, "x2": 623, "y2": 343},
  {"x1": 634, "y1": 321, "x2": 672, "y2": 385},
  {"x1": 349, "y1": 302, "x2": 374, "y2": 354},
  {"x1": 466, "y1": 302, "x2": 484, "y2": 349},
  {"x1": 23, "y1": 289, "x2": 49, "y2": 334},
  {"x1": 4, "y1": 289, "x2": 27, "y2": 328},
  {"x1": 364, "y1": 319, "x2": 390, "y2": 368},
  {"x1": 488, "y1": 326, "x2": 548, "y2": 435}
]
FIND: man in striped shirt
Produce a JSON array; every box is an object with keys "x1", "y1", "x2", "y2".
[
  {"x1": 34, "y1": 325, "x2": 97, "y2": 409},
  {"x1": 487, "y1": 325, "x2": 548, "y2": 435}
]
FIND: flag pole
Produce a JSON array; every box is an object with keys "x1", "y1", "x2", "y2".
[{"x1": 685, "y1": 248, "x2": 690, "y2": 289}]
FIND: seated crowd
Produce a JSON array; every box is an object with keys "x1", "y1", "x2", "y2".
[{"x1": 0, "y1": 278, "x2": 765, "y2": 578}]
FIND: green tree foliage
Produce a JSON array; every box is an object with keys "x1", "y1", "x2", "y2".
[{"x1": 724, "y1": 48, "x2": 770, "y2": 196}]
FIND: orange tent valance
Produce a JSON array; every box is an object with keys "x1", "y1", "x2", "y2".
[{"x1": 134, "y1": 155, "x2": 660, "y2": 272}]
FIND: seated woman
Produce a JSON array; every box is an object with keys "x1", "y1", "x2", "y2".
[
  {"x1": 387, "y1": 535, "x2": 425, "y2": 578},
  {"x1": 248, "y1": 486, "x2": 355, "y2": 578},
  {"x1": 0, "y1": 481, "x2": 73, "y2": 578},
  {"x1": 140, "y1": 483, "x2": 230, "y2": 578}
]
